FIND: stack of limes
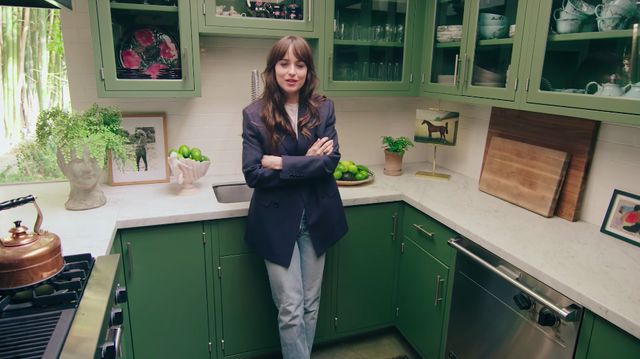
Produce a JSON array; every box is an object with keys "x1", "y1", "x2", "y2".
[
  {"x1": 168, "y1": 145, "x2": 210, "y2": 162},
  {"x1": 333, "y1": 160, "x2": 370, "y2": 181}
]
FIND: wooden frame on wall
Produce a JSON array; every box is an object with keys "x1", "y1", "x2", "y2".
[
  {"x1": 109, "y1": 113, "x2": 169, "y2": 186},
  {"x1": 600, "y1": 189, "x2": 640, "y2": 248}
]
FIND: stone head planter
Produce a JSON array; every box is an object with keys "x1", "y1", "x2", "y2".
[
  {"x1": 56, "y1": 146, "x2": 106, "y2": 211},
  {"x1": 383, "y1": 150, "x2": 404, "y2": 176}
]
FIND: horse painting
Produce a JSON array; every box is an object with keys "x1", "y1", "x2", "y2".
[{"x1": 421, "y1": 120, "x2": 448, "y2": 141}]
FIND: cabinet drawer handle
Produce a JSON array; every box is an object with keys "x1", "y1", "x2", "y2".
[
  {"x1": 182, "y1": 47, "x2": 189, "y2": 82},
  {"x1": 453, "y1": 54, "x2": 460, "y2": 86},
  {"x1": 434, "y1": 275, "x2": 445, "y2": 306},
  {"x1": 308, "y1": 0, "x2": 312, "y2": 23},
  {"x1": 412, "y1": 224, "x2": 434, "y2": 238},
  {"x1": 126, "y1": 241, "x2": 134, "y2": 278},
  {"x1": 391, "y1": 213, "x2": 398, "y2": 241}
]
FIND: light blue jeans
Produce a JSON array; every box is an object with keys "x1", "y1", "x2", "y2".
[{"x1": 264, "y1": 214, "x2": 325, "y2": 359}]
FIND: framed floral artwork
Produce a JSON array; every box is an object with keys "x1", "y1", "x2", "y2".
[
  {"x1": 600, "y1": 189, "x2": 640, "y2": 247},
  {"x1": 109, "y1": 113, "x2": 169, "y2": 186}
]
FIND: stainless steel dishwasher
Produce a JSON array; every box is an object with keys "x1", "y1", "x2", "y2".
[{"x1": 446, "y1": 238, "x2": 583, "y2": 359}]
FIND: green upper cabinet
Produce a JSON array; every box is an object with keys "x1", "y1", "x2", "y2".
[
  {"x1": 323, "y1": 0, "x2": 417, "y2": 94},
  {"x1": 525, "y1": 0, "x2": 640, "y2": 116},
  {"x1": 422, "y1": 0, "x2": 529, "y2": 101},
  {"x1": 88, "y1": 0, "x2": 200, "y2": 97},
  {"x1": 199, "y1": 0, "x2": 322, "y2": 37}
]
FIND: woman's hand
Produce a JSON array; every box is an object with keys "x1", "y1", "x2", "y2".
[
  {"x1": 261, "y1": 155, "x2": 283, "y2": 170},
  {"x1": 306, "y1": 137, "x2": 333, "y2": 156}
]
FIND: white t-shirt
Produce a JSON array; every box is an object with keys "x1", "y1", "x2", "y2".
[{"x1": 285, "y1": 103, "x2": 299, "y2": 139}]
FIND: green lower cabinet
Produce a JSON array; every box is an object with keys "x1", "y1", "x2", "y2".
[
  {"x1": 396, "y1": 237, "x2": 449, "y2": 359},
  {"x1": 119, "y1": 222, "x2": 211, "y2": 359},
  {"x1": 333, "y1": 203, "x2": 401, "y2": 335},
  {"x1": 109, "y1": 238, "x2": 134, "y2": 359},
  {"x1": 575, "y1": 311, "x2": 640, "y2": 359}
]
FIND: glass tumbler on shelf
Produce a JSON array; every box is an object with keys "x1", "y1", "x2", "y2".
[
  {"x1": 393, "y1": 62, "x2": 401, "y2": 81},
  {"x1": 395, "y1": 24, "x2": 404, "y2": 42},
  {"x1": 378, "y1": 62, "x2": 386, "y2": 81},
  {"x1": 361, "y1": 62, "x2": 370, "y2": 81},
  {"x1": 370, "y1": 62, "x2": 378, "y2": 81},
  {"x1": 384, "y1": 24, "x2": 395, "y2": 42}
]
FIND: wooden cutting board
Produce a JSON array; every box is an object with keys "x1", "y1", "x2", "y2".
[
  {"x1": 479, "y1": 137, "x2": 570, "y2": 217},
  {"x1": 486, "y1": 108, "x2": 600, "y2": 221}
]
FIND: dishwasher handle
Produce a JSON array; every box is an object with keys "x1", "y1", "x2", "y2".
[{"x1": 448, "y1": 237, "x2": 578, "y2": 322}]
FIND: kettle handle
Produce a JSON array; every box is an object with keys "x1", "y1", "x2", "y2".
[{"x1": 0, "y1": 195, "x2": 43, "y2": 234}]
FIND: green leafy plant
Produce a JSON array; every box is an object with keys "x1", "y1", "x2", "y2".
[
  {"x1": 35, "y1": 104, "x2": 128, "y2": 168},
  {"x1": 381, "y1": 136, "x2": 414, "y2": 154}
]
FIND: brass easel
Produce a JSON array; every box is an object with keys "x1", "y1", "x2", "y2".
[{"x1": 415, "y1": 145, "x2": 450, "y2": 180}]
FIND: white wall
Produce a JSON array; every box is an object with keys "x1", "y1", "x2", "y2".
[{"x1": 60, "y1": 1, "x2": 640, "y2": 226}]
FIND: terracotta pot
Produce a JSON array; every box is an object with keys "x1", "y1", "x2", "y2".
[{"x1": 383, "y1": 150, "x2": 404, "y2": 176}]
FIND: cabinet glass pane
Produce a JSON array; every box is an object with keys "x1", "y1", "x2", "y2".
[
  {"x1": 431, "y1": 0, "x2": 466, "y2": 85},
  {"x1": 470, "y1": 0, "x2": 518, "y2": 88},
  {"x1": 539, "y1": 0, "x2": 639, "y2": 99},
  {"x1": 110, "y1": 1, "x2": 183, "y2": 80},
  {"x1": 332, "y1": 0, "x2": 407, "y2": 82},
  {"x1": 214, "y1": 0, "x2": 306, "y2": 21}
]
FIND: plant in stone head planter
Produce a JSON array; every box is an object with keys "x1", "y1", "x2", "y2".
[
  {"x1": 381, "y1": 136, "x2": 414, "y2": 176},
  {"x1": 36, "y1": 105, "x2": 128, "y2": 210}
]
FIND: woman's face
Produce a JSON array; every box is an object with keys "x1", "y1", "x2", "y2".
[{"x1": 275, "y1": 45, "x2": 307, "y2": 103}]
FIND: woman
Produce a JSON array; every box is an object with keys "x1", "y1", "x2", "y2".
[{"x1": 241, "y1": 35, "x2": 348, "y2": 359}]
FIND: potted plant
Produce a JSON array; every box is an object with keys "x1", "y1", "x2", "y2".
[
  {"x1": 381, "y1": 136, "x2": 414, "y2": 176},
  {"x1": 36, "y1": 104, "x2": 128, "y2": 210}
]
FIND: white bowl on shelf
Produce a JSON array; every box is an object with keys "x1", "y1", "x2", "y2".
[{"x1": 168, "y1": 155, "x2": 211, "y2": 195}]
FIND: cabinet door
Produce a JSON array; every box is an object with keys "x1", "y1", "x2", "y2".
[
  {"x1": 324, "y1": 0, "x2": 416, "y2": 92},
  {"x1": 334, "y1": 203, "x2": 400, "y2": 334},
  {"x1": 120, "y1": 223, "x2": 210, "y2": 359},
  {"x1": 202, "y1": 0, "x2": 316, "y2": 34},
  {"x1": 581, "y1": 314, "x2": 640, "y2": 359},
  {"x1": 109, "y1": 237, "x2": 134, "y2": 359},
  {"x1": 91, "y1": 0, "x2": 198, "y2": 95},
  {"x1": 526, "y1": 0, "x2": 640, "y2": 117},
  {"x1": 396, "y1": 238, "x2": 449, "y2": 359}
]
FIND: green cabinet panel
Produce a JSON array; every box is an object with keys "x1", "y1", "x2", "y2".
[
  {"x1": 119, "y1": 222, "x2": 211, "y2": 359},
  {"x1": 200, "y1": 0, "x2": 322, "y2": 37},
  {"x1": 88, "y1": 0, "x2": 200, "y2": 97},
  {"x1": 218, "y1": 217, "x2": 250, "y2": 256},
  {"x1": 402, "y1": 205, "x2": 455, "y2": 266},
  {"x1": 575, "y1": 311, "x2": 640, "y2": 359},
  {"x1": 109, "y1": 238, "x2": 134, "y2": 359},
  {"x1": 397, "y1": 237, "x2": 449, "y2": 359},
  {"x1": 333, "y1": 203, "x2": 400, "y2": 334}
]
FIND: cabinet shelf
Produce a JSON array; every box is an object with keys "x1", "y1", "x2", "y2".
[
  {"x1": 548, "y1": 29, "x2": 633, "y2": 42},
  {"x1": 435, "y1": 41, "x2": 462, "y2": 48},
  {"x1": 477, "y1": 38, "x2": 513, "y2": 46},
  {"x1": 110, "y1": 2, "x2": 179, "y2": 13},
  {"x1": 334, "y1": 39, "x2": 404, "y2": 47}
]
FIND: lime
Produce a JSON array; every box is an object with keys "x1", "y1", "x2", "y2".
[
  {"x1": 168, "y1": 148, "x2": 177, "y2": 156},
  {"x1": 201, "y1": 155, "x2": 210, "y2": 162},
  {"x1": 347, "y1": 164, "x2": 358, "y2": 174},
  {"x1": 178, "y1": 145, "x2": 191, "y2": 158},
  {"x1": 356, "y1": 164, "x2": 369, "y2": 173},
  {"x1": 355, "y1": 172, "x2": 367, "y2": 181},
  {"x1": 190, "y1": 148, "x2": 202, "y2": 161},
  {"x1": 336, "y1": 163, "x2": 347, "y2": 173},
  {"x1": 333, "y1": 170, "x2": 343, "y2": 180},
  {"x1": 339, "y1": 160, "x2": 350, "y2": 168},
  {"x1": 357, "y1": 170, "x2": 369, "y2": 180}
]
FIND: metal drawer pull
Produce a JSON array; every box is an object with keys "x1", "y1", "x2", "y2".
[
  {"x1": 453, "y1": 54, "x2": 460, "y2": 85},
  {"x1": 434, "y1": 275, "x2": 445, "y2": 306},
  {"x1": 126, "y1": 242, "x2": 134, "y2": 278},
  {"x1": 391, "y1": 213, "x2": 398, "y2": 241},
  {"x1": 114, "y1": 326, "x2": 123, "y2": 358},
  {"x1": 448, "y1": 238, "x2": 578, "y2": 322},
  {"x1": 412, "y1": 224, "x2": 434, "y2": 238}
]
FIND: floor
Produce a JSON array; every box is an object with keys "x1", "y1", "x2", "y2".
[{"x1": 253, "y1": 329, "x2": 420, "y2": 359}]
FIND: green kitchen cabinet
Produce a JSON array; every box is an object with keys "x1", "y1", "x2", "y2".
[
  {"x1": 322, "y1": 0, "x2": 418, "y2": 95},
  {"x1": 524, "y1": 0, "x2": 640, "y2": 117},
  {"x1": 199, "y1": 0, "x2": 322, "y2": 37},
  {"x1": 575, "y1": 311, "x2": 640, "y2": 359},
  {"x1": 332, "y1": 203, "x2": 401, "y2": 334},
  {"x1": 88, "y1": 0, "x2": 200, "y2": 97},
  {"x1": 421, "y1": 0, "x2": 530, "y2": 102},
  {"x1": 118, "y1": 222, "x2": 212, "y2": 359},
  {"x1": 109, "y1": 238, "x2": 134, "y2": 359}
]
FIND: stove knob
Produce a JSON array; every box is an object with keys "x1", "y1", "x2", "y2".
[
  {"x1": 101, "y1": 340, "x2": 116, "y2": 359},
  {"x1": 110, "y1": 307, "x2": 124, "y2": 327},
  {"x1": 537, "y1": 307, "x2": 558, "y2": 327},
  {"x1": 115, "y1": 286, "x2": 128, "y2": 304},
  {"x1": 513, "y1": 293, "x2": 533, "y2": 310}
]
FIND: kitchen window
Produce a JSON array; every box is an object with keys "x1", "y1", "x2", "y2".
[{"x1": 0, "y1": 6, "x2": 71, "y2": 185}]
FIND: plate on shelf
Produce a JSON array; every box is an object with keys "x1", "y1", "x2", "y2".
[
  {"x1": 118, "y1": 26, "x2": 181, "y2": 80},
  {"x1": 336, "y1": 172, "x2": 375, "y2": 186}
]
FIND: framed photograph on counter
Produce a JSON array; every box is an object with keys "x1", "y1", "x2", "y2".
[
  {"x1": 601, "y1": 189, "x2": 640, "y2": 247},
  {"x1": 109, "y1": 113, "x2": 169, "y2": 186}
]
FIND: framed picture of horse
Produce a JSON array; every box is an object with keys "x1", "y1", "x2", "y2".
[{"x1": 414, "y1": 109, "x2": 459, "y2": 145}]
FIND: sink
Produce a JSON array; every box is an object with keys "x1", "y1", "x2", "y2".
[{"x1": 212, "y1": 183, "x2": 254, "y2": 203}]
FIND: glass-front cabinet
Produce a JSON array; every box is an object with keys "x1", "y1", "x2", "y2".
[
  {"x1": 526, "y1": 0, "x2": 640, "y2": 115},
  {"x1": 422, "y1": 0, "x2": 528, "y2": 101},
  {"x1": 324, "y1": 0, "x2": 416, "y2": 92},
  {"x1": 201, "y1": 0, "x2": 320, "y2": 36},
  {"x1": 90, "y1": 0, "x2": 199, "y2": 97}
]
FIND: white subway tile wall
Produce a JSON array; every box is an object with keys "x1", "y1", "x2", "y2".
[{"x1": 60, "y1": 1, "x2": 640, "y2": 226}]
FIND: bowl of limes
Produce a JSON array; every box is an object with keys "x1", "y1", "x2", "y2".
[
  {"x1": 167, "y1": 145, "x2": 211, "y2": 194},
  {"x1": 333, "y1": 160, "x2": 374, "y2": 186}
]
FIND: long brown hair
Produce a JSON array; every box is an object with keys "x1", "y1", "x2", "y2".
[{"x1": 260, "y1": 35, "x2": 320, "y2": 153}]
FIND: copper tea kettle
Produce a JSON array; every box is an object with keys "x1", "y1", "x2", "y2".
[{"x1": 0, "y1": 195, "x2": 64, "y2": 290}]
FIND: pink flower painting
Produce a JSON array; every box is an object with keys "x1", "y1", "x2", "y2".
[
  {"x1": 134, "y1": 28, "x2": 155, "y2": 47},
  {"x1": 121, "y1": 49, "x2": 142, "y2": 69},
  {"x1": 159, "y1": 36, "x2": 178, "y2": 60},
  {"x1": 144, "y1": 63, "x2": 168, "y2": 79}
]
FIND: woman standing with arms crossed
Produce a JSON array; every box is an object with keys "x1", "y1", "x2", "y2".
[{"x1": 241, "y1": 35, "x2": 348, "y2": 359}]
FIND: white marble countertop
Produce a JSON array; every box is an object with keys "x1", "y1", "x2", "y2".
[{"x1": 1, "y1": 162, "x2": 638, "y2": 340}]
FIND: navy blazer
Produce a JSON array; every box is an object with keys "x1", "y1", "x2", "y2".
[{"x1": 241, "y1": 98, "x2": 348, "y2": 267}]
